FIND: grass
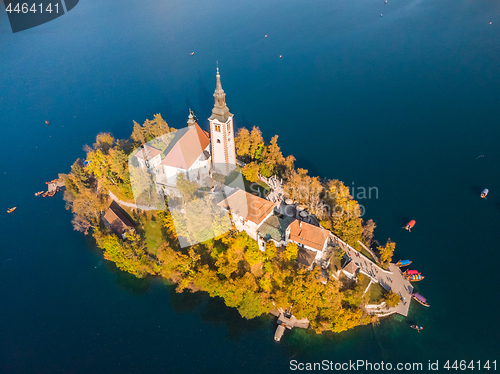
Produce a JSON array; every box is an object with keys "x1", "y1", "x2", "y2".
[
  {"x1": 359, "y1": 247, "x2": 376, "y2": 262},
  {"x1": 224, "y1": 167, "x2": 270, "y2": 198},
  {"x1": 368, "y1": 282, "x2": 384, "y2": 304},
  {"x1": 359, "y1": 273, "x2": 371, "y2": 291},
  {"x1": 141, "y1": 213, "x2": 164, "y2": 255}
]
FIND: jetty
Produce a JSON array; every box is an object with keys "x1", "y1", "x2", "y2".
[
  {"x1": 47, "y1": 179, "x2": 64, "y2": 192},
  {"x1": 270, "y1": 308, "x2": 309, "y2": 341}
]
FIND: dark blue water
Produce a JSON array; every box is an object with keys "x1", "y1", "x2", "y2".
[{"x1": 1, "y1": 0, "x2": 500, "y2": 372}]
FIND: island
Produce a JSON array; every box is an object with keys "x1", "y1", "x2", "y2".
[{"x1": 60, "y1": 69, "x2": 416, "y2": 339}]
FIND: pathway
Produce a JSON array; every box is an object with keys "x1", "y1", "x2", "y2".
[
  {"x1": 342, "y1": 244, "x2": 412, "y2": 316},
  {"x1": 109, "y1": 191, "x2": 157, "y2": 211}
]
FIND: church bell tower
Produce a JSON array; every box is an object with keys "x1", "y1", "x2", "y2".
[{"x1": 209, "y1": 67, "x2": 236, "y2": 175}]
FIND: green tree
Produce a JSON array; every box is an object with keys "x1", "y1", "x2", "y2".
[{"x1": 249, "y1": 126, "x2": 264, "y2": 158}]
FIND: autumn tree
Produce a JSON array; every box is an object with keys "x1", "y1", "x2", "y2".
[
  {"x1": 241, "y1": 162, "x2": 260, "y2": 182},
  {"x1": 378, "y1": 239, "x2": 395, "y2": 269},
  {"x1": 384, "y1": 291, "x2": 401, "y2": 308},
  {"x1": 265, "y1": 241, "x2": 277, "y2": 260},
  {"x1": 249, "y1": 126, "x2": 264, "y2": 158},
  {"x1": 361, "y1": 219, "x2": 376, "y2": 246},
  {"x1": 284, "y1": 242, "x2": 299, "y2": 262},
  {"x1": 235, "y1": 127, "x2": 251, "y2": 158}
]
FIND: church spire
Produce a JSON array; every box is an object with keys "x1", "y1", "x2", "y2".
[
  {"x1": 187, "y1": 109, "x2": 197, "y2": 126},
  {"x1": 209, "y1": 67, "x2": 232, "y2": 122}
]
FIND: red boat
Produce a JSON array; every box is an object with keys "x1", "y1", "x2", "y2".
[
  {"x1": 406, "y1": 270, "x2": 420, "y2": 275},
  {"x1": 404, "y1": 220, "x2": 416, "y2": 232}
]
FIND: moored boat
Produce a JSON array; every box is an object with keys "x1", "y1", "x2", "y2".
[
  {"x1": 406, "y1": 273, "x2": 424, "y2": 282},
  {"x1": 481, "y1": 189, "x2": 489, "y2": 198},
  {"x1": 404, "y1": 220, "x2": 416, "y2": 232},
  {"x1": 405, "y1": 269, "x2": 420, "y2": 275},
  {"x1": 7, "y1": 207, "x2": 17, "y2": 213},
  {"x1": 412, "y1": 293, "x2": 430, "y2": 307},
  {"x1": 34, "y1": 191, "x2": 44, "y2": 196},
  {"x1": 396, "y1": 259, "x2": 412, "y2": 267}
]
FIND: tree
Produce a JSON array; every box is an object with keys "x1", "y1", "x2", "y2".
[
  {"x1": 150, "y1": 113, "x2": 170, "y2": 138},
  {"x1": 70, "y1": 189, "x2": 106, "y2": 234},
  {"x1": 176, "y1": 173, "x2": 198, "y2": 204},
  {"x1": 284, "y1": 242, "x2": 299, "y2": 262},
  {"x1": 361, "y1": 219, "x2": 376, "y2": 246},
  {"x1": 249, "y1": 126, "x2": 264, "y2": 158},
  {"x1": 261, "y1": 135, "x2": 285, "y2": 175},
  {"x1": 384, "y1": 291, "x2": 401, "y2": 308},
  {"x1": 242, "y1": 162, "x2": 259, "y2": 182},
  {"x1": 326, "y1": 180, "x2": 363, "y2": 247},
  {"x1": 235, "y1": 127, "x2": 251, "y2": 158},
  {"x1": 93, "y1": 132, "x2": 115, "y2": 154},
  {"x1": 131, "y1": 120, "x2": 146, "y2": 145},
  {"x1": 378, "y1": 239, "x2": 395, "y2": 269},
  {"x1": 265, "y1": 241, "x2": 277, "y2": 260}
]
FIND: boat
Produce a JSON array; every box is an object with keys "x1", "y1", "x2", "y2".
[
  {"x1": 406, "y1": 273, "x2": 424, "y2": 282},
  {"x1": 274, "y1": 323, "x2": 286, "y2": 341},
  {"x1": 410, "y1": 325, "x2": 423, "y2": 331},
  {"x1": 403, "y1": 270, "x2": 422, "y2": 277},
  {"x1": 7, "y1": 207, "x2": 17, "y2": 213},
  {"x1": 45, "y1": 120, "x2": 50, "y2": 125},
  {"x1": 396, "y1": 259, "x2": 412, "y2": 267},
  {"x1": 412, "y1": 293, "x2": 430, "y2": 307},
  {"x1": 404, "y1": 220, "x2": 416, "y2": 232},
  {"x1": 190, "y1": 52, "x2": 194, "y2": 55},
  {"x1": 42, "y1": 191, "x2": 49, "y2": 197},
  {"x1": 481, "y1": 189, "x2": 489, "y2": 198},
  {"x1": 34, "y1": 191, "x2": 44, "y2": 196}
]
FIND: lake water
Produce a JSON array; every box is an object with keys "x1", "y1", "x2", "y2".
[{"x1": 1, "y1": 0, "x2": 500, "y2": 372}]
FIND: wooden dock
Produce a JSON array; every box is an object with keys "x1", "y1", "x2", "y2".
[
  {"x1": 271, "y1": 308, "x2": 309, "y2": 341},
  {"x1": 48, "y1": 180, "x2": 64, "y2": 192}
]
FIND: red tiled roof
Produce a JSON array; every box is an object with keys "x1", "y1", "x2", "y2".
[
  {"x1": 161, "y1": 124, "x2": 210, "y2": 170},
  {"x1": 288, "y1": 220, "x2": 329, "y2": 251},
  {"x1": 218, "y1": 189, "x2": 275, "y2": 225}
]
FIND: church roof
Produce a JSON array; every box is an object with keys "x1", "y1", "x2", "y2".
[
  {"x1": 160, "y1": 122, "x2": 210, "y2": 170},
  {"x1": 218, "y1": 189, "x2": 275, "y2": 225},
  {"x1": 288, "y1": 220, "x2": 329, "y2": 252}
]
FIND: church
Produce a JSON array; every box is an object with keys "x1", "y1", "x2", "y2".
[{"x1": 133, "y1": 68, "x2": 236, "y2": 187}]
